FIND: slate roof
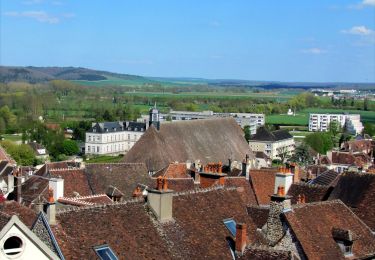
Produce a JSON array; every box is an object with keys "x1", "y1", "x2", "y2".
[
  {"x1": 88, "y1": 121, "x2": 147, "y2": 133},
  {"x1": 284, "y1": 200, "x2": 375, "y2": 260},
  {"x1": 250, "y1": 127, "x2": 293, "y2": 142},
  {"x1": 287, "y1": 183, "x2": 330, "y2": 204},
  {"x1": 308, "y1": 169, "x2": 340, "y2": 186},
  {"x1": 0, "y1": 200, "x2": 37, "y2": 228},
  {"x1": 255, "y1": 151, "x2": 270, "y2": 159},
  {"x1": 329, "y1": 172, "x2": 375, "y2": 230},
  {"x1": 123, "y1": 118, "x2": 253, "y2": 171},
  {"x1": 85, "y1": 163, "x2": 152, "y2": 200},
  {"x1": 249, "y1": 168, "x2": 278, "y2": 205}
]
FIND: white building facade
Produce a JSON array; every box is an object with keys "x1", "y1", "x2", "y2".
[
  {"x1": 159, "y1": 110, "x2": 265, "y2": 135},
  {"x1": 309, "y1": 113, "x2": 363, "y2": 135},
  {"x1": 85, "y1": 121, "x2": 147, "y2": 156}
]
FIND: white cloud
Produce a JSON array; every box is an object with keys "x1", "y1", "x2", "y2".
[
  {"x1": 341, "y1": 26, "x2": 374, "y2": 35},
  {"x1": 362, "y1": 0, "x2": 375, "y2": 6},
  {"x1": 301, "y1": 48, "x2": 327, "y2": 54},
  {"x1": 4, "y1": 10, "x2": 59, "y2": 23}
]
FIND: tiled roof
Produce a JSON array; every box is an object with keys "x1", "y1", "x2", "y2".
[
  {"x1": 329, "y1": 172, "x2": 375, "y2": 230},
  {"x1": 284, "y1": 200, "x2": 375, "y2": 260},
  {"x1": 239, "y1": 246, "x2": 292, "y2": 260},
  {"x1": 85, "y1": 163, "x2": 152, "y2": 200},
  {"x1": 163, "y1": 178, "x2": 196, "y2": 192},
  {"x1": 224, "y1": 177, "x2": 258, "y2": 206},
  {"x1": 123, "y1": 118, "x2": 253, "y2": 171},
  {"x1": 247, "y1": 205, "x2": 269, "y2": 229},
  {"x1": 159, "y1": 187, "x2": 260, "y2": 259},
  {"x1": 21, "y1": 175, "x2": 49, "y2": 206},
  {"x1": 249, "y1": 168, "x2": 278, "y2": 205},
  {"x1": 49, "y1": 169, "x2": 92, "y2": 197},
  {"x1": 305, "y1": 165, "x2": 328, "y2": 178},
  {"x1": 250, "y1": 127, "x2": 293, "y2": 142},
  {"x1": 308, "y1": 170, "x2": 340, "y2": 186},
  {"x1": 153, "y1": 162, "x2": 189, "y2": 178},
  {"x1": 57, "y1": 194, "x2": 113, "y2": 207},
  {"x1": 342, "y1": 139, "x2": 373, "y2": 153},
  {"x1": 52, "y1": 200, "x2": 172, "y2": 260},
  {"x1": 0, "y1": 200, "x2": 37, "y2": 228},
  {"x1": 0, "y1": 145, "x2": 16, "y2": 164},
  {"x1": 287, "y1": 183, "x2": 330, "y2": 204},
  {"x1": 331, "y1": 151, "x2": 371, "y2": 167}
]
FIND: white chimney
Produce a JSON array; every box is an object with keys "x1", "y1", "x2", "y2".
[
  {"x1": 274, "y1": 167, "x2": 294, "y2": 195},
  {"x1": 49, "y1": 178, "x2": 64, "y2": 200}
]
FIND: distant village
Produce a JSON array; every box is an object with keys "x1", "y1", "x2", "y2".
[{"x1": 0, "y1": 105, "x2": 374, "y2": 259}]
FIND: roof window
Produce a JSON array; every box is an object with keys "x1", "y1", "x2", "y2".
[
  {"x1": 223, "y1": 218, "x2": 236, "y2": 236},
  {"x1": 94, "y1": 245, "x2": 118, "y2": 260}
]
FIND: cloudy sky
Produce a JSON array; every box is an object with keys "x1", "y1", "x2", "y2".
[{"x1": 1, "y1": 0, "x2": 374, "y2": 82}]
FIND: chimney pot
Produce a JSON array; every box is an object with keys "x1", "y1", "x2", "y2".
[
  {"x1": 48, "y1": 188, "x2": 54, "y2": 203},
  {"x1": 235, "y1": 223, "x2": 247, "y2": 254},
  {"x1": 156, "y1": 176, "x2": 163, "y2": 190},
  {"x1": 162, "y1": 176, "x2": 168, "y2": 191}
]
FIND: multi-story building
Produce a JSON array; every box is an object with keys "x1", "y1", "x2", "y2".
[
  {"x1": 309, "y1": 113, "x2": 364, "y2": 135},
  {"x1": 85, "y1": 121, "x2": 147, "y2": 156},
  {"x1": 159, "y1": 110, "x2": 265, "y2": 135},
  {"x1": 248, "y1": 127, "x2": 295, "y2": 161}
]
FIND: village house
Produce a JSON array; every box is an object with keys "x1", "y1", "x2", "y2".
[{"x1": 248, "y1": 127, "x2": 295, "y2": 161}]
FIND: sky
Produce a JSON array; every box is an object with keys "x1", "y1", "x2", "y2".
[{"x1": 1, "y1": 0, "x2": 375, "y2": 83}]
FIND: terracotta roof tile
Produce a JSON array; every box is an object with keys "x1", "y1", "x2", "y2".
[
  {"x1": 284, "y1": 200, "x2": 375, "y2": 260},
  {"x1": 0, "y1": 201, "x2": 37, "y2": 228},
  {"x1": 225, "y1": 177, "x2": 258, "y2": 206},
  {"x1": 49, "y1": 169, "x2": 92, "y2": 197},
  {"x1": 250, "y1": 168, "x2": 278, "y2": 205},
  {"x1": 287, "y1": 183, "x2": 330, "y2": 204},
  {"x1": 153, "y1": 162, "x2": 189, "y2": 178},
  {"x1": 329, "y1": 172, "x2": 375, "y2": 230}
]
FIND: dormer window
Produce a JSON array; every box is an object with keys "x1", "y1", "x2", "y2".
[
  {"x1": 332, "y1": 227, "x2": 354, "y2": 257},
  {"x1": 223, "y1": 218, "x2": 236, "y2": 236},
  {"x1": 94, "y1": 245, "x2": 118, "y2": 260}
]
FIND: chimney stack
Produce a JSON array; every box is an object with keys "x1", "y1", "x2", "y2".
[
  {"x1": 49, "y1": 178, "x2": 64, "y2": 201},
  {"x1": 7, "y1": 174, "x2": 14, "y2": 194},
  {"x1": 274, "y1": 167, "x2": 294, "y2": 195},
  {"x1": 242, "y1": 155, "x2": 251, "y2": 180},
  {"x1": 47, "y1": 188, "x2": 56, "y2": 225},
  {"x1": 235, "y1": 223, "x2": 247, "y2": 254},
  {"x1": 147, "y1": 177, "x2": 173, "y2": 222}
]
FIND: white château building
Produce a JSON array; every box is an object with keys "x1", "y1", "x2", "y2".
[
  {"x1": 85, "y1": 106, "x2": 160, "y2": 156},
  {"x1": 308, "y1": 113, "x2": 364, "y2": 135}
]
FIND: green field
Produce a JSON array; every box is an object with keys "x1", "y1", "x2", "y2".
[
  {"x1": 266, "y1": 108, "x2": 375, "y2": 126},
  {"x1": 1, "y1": 134, "x2": 22, "y2": 142}
]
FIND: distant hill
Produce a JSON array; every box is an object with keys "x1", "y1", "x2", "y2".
[
  {"x1": 1, "y1": 65, "x2": 374, "y2": 90},
  {"x1": 0, "y1": 66, "x2": 145, "y2": 83}
]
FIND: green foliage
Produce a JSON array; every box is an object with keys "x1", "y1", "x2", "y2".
[
  {"x1": 62, "y1": 140, "x2": 79, "y2": 155},
  {"x1": 364, "y1": 123, "x2": 375, "y2": 137},
  {"x1": 289, "y1": 143, "x2": 314, "y2": 166},
  {"x1": 0, "y1": 140, "x2": 36, "y2": 166},
  {"x1": 304, "y1": 132, "x2": 334, "y2": 154},
  {"x1": 243, "y1": 125, "x2": 251, "y2": 142}
]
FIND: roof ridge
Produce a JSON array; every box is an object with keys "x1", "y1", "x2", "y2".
[
  {"x1": 173, "y1": 185, "x2": 237, "y2": 197},
  {"x1": 293, "y1": 182, "x2": 326, "y2": 188},
  {"x1": 86, "y1": 163, "x2": 146, "y2": 166},
  {"x1": 56, "y1": 197, "x2": 144, "y2": 215},
  {"x1": 49, "y1": 167, "x2": 81, "y2": 172},
  {"x1": 291, "y1": 199, "x2": 343, "y2": 209}
]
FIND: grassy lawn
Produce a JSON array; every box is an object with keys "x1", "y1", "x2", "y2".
[
  {"x1": 85, "y1": 155, "x2": 124, "y2": 163},
  {"x1": 1, "y1": 134, "x2": 22, "y2": 142},
  {"x1": 266, "y1": 114, "x2": 308, "y2": 125}
]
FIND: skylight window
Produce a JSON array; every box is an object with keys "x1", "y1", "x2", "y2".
[
  {"x1": 94, "y1": 245, "x2": 118, "y2": 260},
  {"x1": 223, "y1": 218, "x2": 237, "y2": 236}
]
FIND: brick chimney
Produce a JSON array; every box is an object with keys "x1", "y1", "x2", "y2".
[
  {"x1": 147, "y1": 177, "x2": 173, "y2": 222},
  {"x1": 48, "y1": 177, "x2": 64, "y2": 201},
  {"x1": 274, "y1": 167, "x2": 294, "y2": 195},
  {"x1": 235, "y1": 223, "x2": 247, "y2": 254},
  {"x1": 47, "y1": 188, "x2": 56, "y2": 225}
]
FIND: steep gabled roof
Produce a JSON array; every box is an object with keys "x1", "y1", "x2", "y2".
[
  {"x1": 284, "y1": 200, "x2": 375, "y2": 260},
  {"x1": 249, "y1": 168, "x2": 278, "y2": 205},
  {"x1": 287, "y1": 183, "x2": 330, "y2": 204},
  {"x1": 49, "y1": 169, "x2": 92, "y2": 197},
  {"x1": 123, "y1": 118, "x2": 253, "y2": 171},
  {"x1": 0, "y1": 201, "x2": 37, "y2": 228},
  {"x1": 224, "y1": 177, "x2": 258, "y2": 206},
  {"x1": 153, "y1": 162, "x2": 189, "y2": 178},
  {"x1": 329, "y1": 172, "x2": 375, "y2": 230},
  {"x1": 85, "y1": 163, "x2": 152, "y2": 200},
  {"x1": 250, "y1": 127, "x2": 293, "y2": 142}
]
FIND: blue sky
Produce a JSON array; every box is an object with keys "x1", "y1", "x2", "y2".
[{"x1": 1, "y1": 0, "x2": 374, "y2": 82}]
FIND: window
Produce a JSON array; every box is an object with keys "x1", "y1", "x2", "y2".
[
  {"x1": 336, "y1": 241, "x2": 353, "y2": 256},
  {"x1": 94, "y1": 245, "x2": 118, "y2": 260},
  {"x1": 3, "y1": 236, "x2": 24, "y2": 256},
  {"x1": 223, "y1": 218, "x2": 236, "y2": 236}
]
